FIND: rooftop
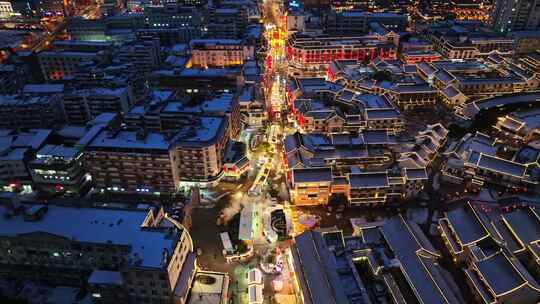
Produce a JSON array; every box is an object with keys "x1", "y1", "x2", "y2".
[
  {"x1": 475, "y1": 154, "x2": 526, "y2": 178},
  {"x1": 89, "y1": 129, "x2": 170, "y2": 151},
  {"x1": 164, "y1": 94, "x2": 235, "y2": 114},
  {"x1": 0, "y1": 129, "x2": 52, "y2": 152},
  {"x1": 380, "y1": 216, "x2": 463, "y2": 304},
  {"x1": 0, "y1": 205, "x2": 178, "y2": 268},
  {"x1": 172, "y1": 116, "x2": 228, "y2": 147},
  {"x1": 349, "y1": 172, "x2": 389, "y2": 188},
  {"x1": 502, "y1": 207, "x2": 540, "y2": 245},
  {"x1": 445, "y1": 202, "x2": 489, "y2": 245},
  {"x1": 189, "y1": 271, "x2": 229, "y2": 304},
  {"x1": 291, "y1": 231, "x2": 351, "y2": 304},
  {"x1": 474, "y1": 251, "x2": 526, "y2": 296},
  {"x1": 23, "y1": 84, "x2": 65, "y2": 95},
  {"x1": 34, "y1": 145, "x2": 81, "y2": 163},
  {"x1": 292, "y1": 167, "x2": 333, "y2": 184}
]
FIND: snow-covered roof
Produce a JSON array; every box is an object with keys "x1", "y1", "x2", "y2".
[
  {"x1": 89, "y1": 129, "x2": 170, "y2": 150},
  {"x1": 189, "y1": 271, "x2": 229, "y2": 304},
  {"x1": 34, "y1": 144, "x2": 81, "y2": 162},
  {"x1": 0, "y1": 205, "x2": 178, "y2": 268},
  {"x1": 172, "y1": 116, "x2": 228, "y2": 148},
  {"x1": 88, "y1": 270, "x2": 123, "y2": 285},
  {"x1": 23, "y1": 84, "x2": 65, "y2": 95}
]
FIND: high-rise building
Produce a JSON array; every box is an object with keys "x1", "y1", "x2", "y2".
[{"x1": 490, "y1": 0, "x2": 540, "y2": 32}]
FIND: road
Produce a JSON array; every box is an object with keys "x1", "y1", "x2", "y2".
[
  {"x1": 32, "y1": 19, "x2": 66, "y2": 52},
  {"x1": 192, "y1": 2, "x2": 294, "y2": 303}
]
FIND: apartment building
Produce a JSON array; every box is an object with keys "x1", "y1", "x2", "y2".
[
  {"x1": 126, "y1": 93, "x2": 240, "y2": 136},
  {"x1": 324, "y1": 10, "x2": 407, "y2": 35},
  {"x1": 63, "y1": 91, "x2": 90, "y2": 125},
  {"x1": 510, "y1": 31, "x2": 540, "y2": 55},
  {"x1": 0, "y1": 64, "x2": 25, "y2": 95},
  {"x1": 0, "y1": 203, "x2": 197, "y2": 304},
  {"x1": 28, "y1": 145, "x2": 89, "y2": 195},
  {"x1": 237, "y1": 84, "x2": 266, "y2": 127},
  {"x1": 490, "y1": 0, "x2": 540, "y2": 32},
  {"x1": 143, "y1": 5, "x2": 202, "y2": 30},
  {"x1": 170, "y1": 116, "x2": 230, "y2": 187},
  {"x1": 115, "y1": 38, "x2": 161, "y2": 75},
  {"x1": 65, "y1": 14, "x2": 146, "y2": 42},
  {"x1": 0, "y1": 94, "x2": 65, "y2": 129},
  {"x1": 86, "y1": 88, "x2": 131, "y2": 118},
  {"x1": 63, "y1": 87, "x2": 132, "y2": 125},
  {"x1": 35, "y1": 0, "x2": 64, "y2": 17},
  {"x1": 190, "y1": 39, "x2": 255, "y2": 68},
  {"x1": 205, "y1": 8, "x2": 248, "y2": 39},
  {"x1": 71, "y1": 62, "x2": 145, "y2": 103},
  {"x1": 150, "y1": 66, "x2": 243, "y2": 93},
  {"x1": 38, "y1": 51, "x2": 107, "y2": 81},
  {"x1": 287, "y1": 11, "x2": 305, "y2": 33},
  {"x1": 85, "y1": 128, "x2": 176, "y2": 194},
  {"x1": 0, "y1": 129, "x2": 52, "y2": 191}
]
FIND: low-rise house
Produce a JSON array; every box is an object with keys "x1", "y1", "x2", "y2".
[
  {"x1": 438, "y1": 203, "x2": 540, "y2": 304},
  {"x1": 494, "y1": 109, "x2": 540, "y2": 143},
  {"x1": 352, "y1": 215, "x2": 465, "y2": 304},
  {"x1": 289, "y1": 230, "x2": 372, "y2": 304},
  {"x1": 442, "y1": 132, "x2": 540, "y2": 188}
]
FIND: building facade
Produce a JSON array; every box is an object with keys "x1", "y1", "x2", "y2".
[
  {"x1": 0, "y1": 204, "x2": 197, "y2": 304},
  {"x1": 85, "y1": 129, "x2": 176, "y2": 194},
  {"x1": 190, "y1": 39, "x2": 254, "y2": 68},
  {"x1": 286, "y1": 33, "x2": 397, "y2": 69},
  {"x1": 490, "y1": 0, "x2": 540, "y2": 32},
  {"x1": 170, "y1": 117, "x2": 230, "y2": 187}
]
